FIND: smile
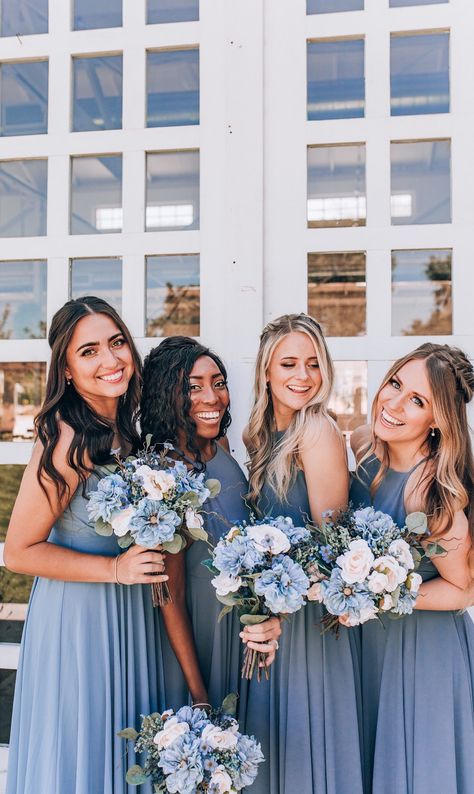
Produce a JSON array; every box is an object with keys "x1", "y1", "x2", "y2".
[
  {"x1": 195, "y1": 411, "x2": 220, "y2": 421},
  {"x1": 98, "y1": 370, "x2": 124, "y2": 383},
  {"x1": 380, "y1": 408, "x2": 404, "y2": 427},
  {"x1": 287, "y1": 385, "x2": 311, "y2": 393}
]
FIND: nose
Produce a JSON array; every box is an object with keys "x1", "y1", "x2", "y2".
[
  {"x1": 101, "y1": 345, "x2": 120, "y2": 369},
  {"x1": 294, "y1": 362, "x2": 309, "y2": 381},
  {"x1": 200, "y1": 385, "x2": 218, "y2": 404},
  {"x1": 386, "y1": 391, "x2": 404, "y2": 411}
]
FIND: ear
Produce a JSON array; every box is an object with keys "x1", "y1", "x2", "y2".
[{"x1": 65, "y1": 367, "x2": 72, "y2": 380}]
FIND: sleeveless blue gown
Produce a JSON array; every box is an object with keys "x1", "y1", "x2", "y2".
[
  {"x1": 158, "y1": 443, "x2": 250, "y2": 710},
  {"x1": 6, "y1": 466, "x2": 168, "y2": 794},
  {"x1": 240, "y1": 434, "x2": 364, "y2": 794},
  {"x1": 350, "y1": 456, "x2": 474, "y2": 794}
]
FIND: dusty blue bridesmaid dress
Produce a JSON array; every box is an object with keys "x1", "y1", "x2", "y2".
[
  {"x1": 158, "y1": 442, "x2": 250, "y2": 710},
  {"x1": 350, "y1": 456, "x2": 474, "y2": 794},
  {"x1": 240, "y1": 432, "x2": 364, "y2": 794},
  {"x1": 6, "y1": 466, "x2": 168, "y2": 794}
]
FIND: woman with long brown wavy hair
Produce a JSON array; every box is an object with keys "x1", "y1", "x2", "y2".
[{"x1": 350, "y1": 342, "x2": 474, "y2": 794}]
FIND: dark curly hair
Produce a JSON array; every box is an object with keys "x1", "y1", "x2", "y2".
[{"x1": 140, "y1": 336, "x2": 231, "y2": 469}]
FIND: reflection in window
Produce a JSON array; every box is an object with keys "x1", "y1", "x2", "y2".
[
  {"x1": 146, "y1": 254, "x2": 199, "y2": 336},
  {"x1": 0, "y1": 260, "x2": 46, "y2": 339},
  {"x1": 392, "y1": 249, "x2": 452, "y2": 336},
  {"x1": 0, "y1": 362, "x2": 45, "y2": 441},
  {"x1": 308, "y1": 144, "x2": 366, "y2": 227},
  {"x1": 0, "y1": 0, "x2": 48, "y2": 36},
  {"x1": 70, "y1": 258, "x2": 122, "y2": 313},
  {"x1": 147, "y1": 49, "x2": 199, "y2": 127},
  {"x1": 391, "y1": 140, "x2": 451, "y2": 225},
  {"x1": 307, "y1": 39, "x2": 364, "y2": 120},
  {"x1": 390, "y1": 0, "x2": 447, "y2": 6},
  {"x1": 70, "y1": 155, "x2": 122, "y2": 235},
  {"x1": 308, "y1": 252, "x2": 366, "y2": 336},
  {"x1": 308, "y1": 0, "x2": 363, "y2": 12},
  {"x1": 146, "y1": 151, "x2": 199, "y2": 232},
  {"x1": 147, "y1": 0, "x2": 199, "y2": 24},
  {"x1": 0, "y1": 464, "x2": 32, "y2": 614},
  {"x1": 0, "y1": 159, "x2": 47, "y2": 237},
  {"x1": 72, "y1": 55, "x2": 122, "y2": 132},
  {"x1": 0, "y1": 60, "x2": 48, "y2": 136},
  {"x1": 391, "y1": 33, "x2": 449, "y2": 116},
  {"x1": 329, "y1": 361, "x2": 367, "y2": 438},
  {"x1": 73, "y1": 0, "x2": 122, "y2": 30}
]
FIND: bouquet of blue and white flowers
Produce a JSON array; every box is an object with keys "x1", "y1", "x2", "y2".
[
  {"x1": 309, "y1": 507, "x2": 432, "y2": 629},
  {"x1": 87, "y1": 437, "x2": 220, "y2": 606},
  {"x1": 206, "y1": 517, "x2": 318, "y2": 680},
  {"x1": 120, "y1": 696, "x2": 264, "y2": 794}
]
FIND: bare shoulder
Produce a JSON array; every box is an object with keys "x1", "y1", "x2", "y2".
[
  {"x1": 301, "y1": 413, "x2": 343, "y2": 453},
  {"x1": 350, "y1": 424, "x2": 371, "y2": 458},
  {"x1": 218, "y1": 435, "x2": 231, "y2": 453}
]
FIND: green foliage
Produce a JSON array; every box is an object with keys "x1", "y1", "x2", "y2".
[
  {"x1": 221, "y1": 693, "x2": 238, "y2": 716},
  {"x1": 405, "y1": 512, "x2": 428, "y2": 535},
  {"x1": 162, "y1": 534, "x2": 186, "y2": 554},
  {"x1": 186, "y1": 524, "x2": 208, "y2": 543},
  {"x1": 126, "y1": 765, "x2": 148, "y2": 786},
  {"x1": 118, "y1": 533, "x2": 134, "y2": 549},
  {"x1": 240, "y1": 614, "x2": 269, "y2": 626},
  {"x1": 118, "y1": 727, "x2": 139, "y2": 741},
  {"x1": 94, "y1": 518, "x2": 113, "y2": 536},
  {"x1": 205, "y1": 478, "x2": 221, "y2": 498},
  {"x1": 426, "y1": 541, "x2": 447, "y2": 558}
]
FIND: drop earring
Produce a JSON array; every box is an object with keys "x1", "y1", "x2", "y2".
[{"x1": 431, "y1": 427, "x2": 436, "y2": 437}]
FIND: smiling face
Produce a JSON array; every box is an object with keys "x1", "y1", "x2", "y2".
[
  {"x1": 266, "y1": 331, "x2": 323, "y2": 428},
  {"x1": 187, "y1": 355, "x2": 230, "y2": 444},
  {"x1": 374, "y1": 358, "x2": 435, "y2": 448},
  {"x1": 65, "y1": 313, "x2": 135, "y2": 416}
]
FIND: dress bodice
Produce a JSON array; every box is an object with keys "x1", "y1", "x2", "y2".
[{"x1": 258, "y1": 431, "x2": 311, "y2": 525}]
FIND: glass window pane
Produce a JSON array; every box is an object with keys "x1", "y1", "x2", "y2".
[
  {"x1": 70, "y1": 258, "x2": 122, "y2": 312},
  {"x1": 307, "y1": 39, "x2": 364, "y2": 121},
  {"x1": 146, "y1": 150, "x2": 199, "y2": 231},
  {"x1": 147, "y1": 0, "x2": 199, "y2": 24},
  {"x1": 308, "y1": 144, "x2": 366, "y2": 228},
  {"x1": 391, "y1": 140, "x2": 451, "y2": 225},
  {"x1": 72, "y1": 55, "x2": 122, "y2": 132},
  {"x1": 70, "y1": 155, "x2": 122, "y2": 235},
  {"x1": 391, "y1": 249, "x2": 452, "y2": 335},
  {"x1": 308, "y1": 0, "x2": 363, "y2": 12},
  {"x1": 0, "y1": 0, "x2": 48, "y2": 37},
  {"x1": 391, "y1": 33, "x2": 449, "y2": 116},
  {"x1": 0, "y1": 159, "x2": 47, "y2": 237},
  {"x1": 0, "y1": 260, "x2": 46, "y2": 339},
  {"x1": 308, "y1": 252, "x2": 366, "y2": 336},
  {"x1": 0, "y1": 362, "x2": 46, "y2": 441},
  {"x1": 146, "y1": 254, "x2": 200, "y2": 336},
  {"x1": 0, "y1": 60, "x2": 48, "y2": 136},
  {"x1": 329, "y1": 361, "x2": 368, "y2": 438},
  {"x1": 147, "y1": 49, "x2": 199, "y2": 128},
  {"x1": 390, "y1": 0, "x2": 447, "y2": 6},
  {"x1": 73, "y1": 0, "x2": 122, "y2": 30}
]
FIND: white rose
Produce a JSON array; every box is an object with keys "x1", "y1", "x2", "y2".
[
  {"x1": 380, "y1": 593, "x2": 393, "y2": 611},
  {"x1": 211, "y1": 572, "x2": 242, "y2": 596},
  {"x1": 201, "y1": 724, "x2": 238, "y2": 751},
  {"x1": 153, "y1": 717, "x2": 189, "y2": 749},
  {"x1": 110, "y1": 506, "x2": 136, "y2": 537},
  {"x1": 185, "y1": 508, "x2": 204, "y2": 530},
  {"x1": 339, "y1": 612, "x2": 360, "y2": 627},
  {"x1": 209, "y1": 767, "x2": 236, "y2": 794},
  {"x1": 388, "y1": 539, "x2": 414, "y2": 570},
  {"x1": 367, "y1": 571, "x2": 389, "y2": 595},
  {"x1": 135, "y1": 465, "x2": 175, "y2": 500},
  {"x1": 307, "y1": 582, "x2": 324, "y2": 602},
  {"x1": 370, "y1": 555, "x2": 407, "y2": 593},
  {"x1": 336, "y1": 539, "x2": 374, "y2": 584},
  {"x1": 359, "y1": 604, "x2": 378, "y2": 624},
  {"x1": 406, "y1": 572, "x2": 422, "y2": 594},
  {"x1": 247, "y1": 524, "x2": 291, "y2": 555},
  {"x1": 153, "y1": 470, "x2": 176, "y2": 494},
  {"x1": 225, "y1": 526, "x2": 241, "y2": 542}
]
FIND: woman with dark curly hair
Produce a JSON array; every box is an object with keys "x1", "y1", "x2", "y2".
[{"x1": 140, "y1": 336, "x2": 281, "y2": 709}]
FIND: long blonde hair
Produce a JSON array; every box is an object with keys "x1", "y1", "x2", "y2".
[
  {"x1": 246, "y1": 313, "x2": 337, "y2": 510},
  {"x1": 360, "y1": 343, "x2": 474, "y2": 563}
]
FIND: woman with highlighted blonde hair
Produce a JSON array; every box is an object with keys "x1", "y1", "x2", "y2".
[
  {"x1": 239, "y1": 313, "x2": 364, "y2": 794},
  {"x1": 350, "y1": 342, "x2": 474, "y2": 794}
]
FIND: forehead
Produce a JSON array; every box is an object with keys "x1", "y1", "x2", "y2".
[
  {"x1": 68, "y1": 313, "x2": 121, "y2": 349},
  {"x1": 394, "y1": 358, "x2": 432, "y2": 396},
  {"x1": 189, "y1": 355, "x2": 223, "y2": 378},
  {"x1": 272, "y1": 331, "x2": 318, "y2": 359}
]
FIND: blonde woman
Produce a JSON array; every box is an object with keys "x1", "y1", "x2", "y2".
[
  {"x1": 350, "y1": 343, "x2": 474, "y2": 794},
  {"x1": 239, "y1": 313, "x2": 364, "y2": 794}
]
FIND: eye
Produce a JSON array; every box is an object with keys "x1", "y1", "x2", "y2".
[
  {"x1": 309, "y1": 361, "x2": 320, "y2": 369},
  {"x1": 281, "y1": 363, "x2": 295, "y2": 368},
  {"x1": 189, "y1": 383, "x2": 201, "y2": 391},
  {"x1": 389, "y1": 378, "x2": 400, "y2": 390},
  {"x1": 411, "y1": 395, "x2": 423, "y2": 408},
  {"x1": 81, "y1": 348, "x2": 96, "y2": 357},
  {"x1": 214, "y1": 379, "x2": 227, "y2": 389},
  {"x1": 111, "y1": 337, "x2": 125, "y2": 348}
]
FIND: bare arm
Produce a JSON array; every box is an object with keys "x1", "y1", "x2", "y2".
[
  {"x1": 414, "y1": 577, "x2": 474, "y2": 611},
  {"x1": 300, "y1": 416, "x2": 349, "y2": 523},
  {"x1": 159, "y1": 548, "x2": 209, "y2": 704},
  {"x1": 4, "y1": 427, "x2": 167, "y2": 586}
]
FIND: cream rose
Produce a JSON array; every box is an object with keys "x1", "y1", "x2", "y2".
[
  {"x1": 406, "y1": 572, "x2": 422, "y2": 594},
  {"x1": 135, "y1": 465, "x2": 175, "y2": 500},
  {"x1": 153, "y1": 717, "x2": 189, "y2": 749},
  {"x1": 380, "y1": 593, "x2": 394, "y2": 611},
  {"x1": 110, "y1": 506, "x2": 136, "y2": 537},
  {"x1": 307, "y1": 582, "x2": 324, "y2": 602},
  {"x1": 369, "y1": 555, "x2": 407, "y2": 593},
  {"x1": 211, "y1": 572, "x2": 242, "y2": 597},
  {"x1": 201, "y1": 724, "x2": 238, "y2": 751},
  {"x1": 185, "y1": 508, "x2": 204, "y2": 530},
  {"x1": 247, "y1": 525, "x2": 291, "y2": 555},
  {"x1": 336, "y1": 539, "x2": 374, "y2": 584},
  {"x1": 209, "y1": 767, "x2": 236, "y2": 794},
  {"x1": 339, "y1": 612, "x2": 360, "y2": 627},
  {"x1": 388, "y1": 539, "x2": 414, "y2": 570}
]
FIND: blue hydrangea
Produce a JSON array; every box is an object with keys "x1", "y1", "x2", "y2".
[
  {"x1": 129, "y1": 499, "x2": 181, "y2": 547},
  {"x1": 321, "y1": 568, "x2": 373, "y2": 618},
  {"x1": 175, "y1": 706, "x2": 208, "y2": 731},
  {"x1": 392, "y1": 592, "x2": 415, "y2": 615},
  {"x1": 254, "y1": 556, "x2": 309, "y2": 614},
  {"x1": 353, "y1": 506, "x2": 398, "y2": 549},
  {"x1": 320, "y1": 544, "x2": 337, "y2": 563},
  {"x1": 87, "y1": 474, "x2": 128, "y2": 522},
  {"x1": 214, "y1": 537, "x2": 264, "y2": 576},
  {"x1": 271, "y1": 515, "x2": 311, "y2": 544},
  {"x1": 158, "y1": 733, "x2": 203, "y2": 794},
  {"x1": 233, "y1": 734, "x2": 265, "y2": 789}
]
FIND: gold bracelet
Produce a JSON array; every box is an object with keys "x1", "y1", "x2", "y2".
[
  {"x1": 193, "y1": 702, "x2": 211, "y2": 709},
  {"x1": 114, "y1": 553, "x2": 122, "y2": 585}
]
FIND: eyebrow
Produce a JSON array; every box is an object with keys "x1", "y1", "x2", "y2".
[
  {"x1": 395, "y1": 375, "x2": 430, "y2": 404},
  {"x1": 189, "y1": 372, "x2": 224, "y2": 380},
  {"x1": 75, "y1": 332, "x2": 123, "y2": 353},
  {"x1": 280, "y1": 355, "x2": 318, "y2": 361}
]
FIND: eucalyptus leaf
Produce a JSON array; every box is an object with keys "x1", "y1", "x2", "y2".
[
  {"x1": 405, "y1": 511, "x2": 428, "y2": 535},
  {"x1": 162, "y1": 534, "x2": 185, "y2": 554},
  {"x1": 95, "y1": 518, "x2": 113, "y2": 536},
  {"x1": 184, "y1": 492, "x2": 201, "y2": 508},
  {"x1": 118, "y1": 727, "x2": 138, "y2": 741},
  {"x1": 126, "y1": 765, "x2": 148, "y2": 786},
  {"x1": 145, "y1": 433, "x2": 153, "y2": 448},
  {"x1": 240, "y1": 614, "x2": 269, "y2": 626},
  {"x1": 410, "y1": 547, "x2": 422, "y2": 569},
  {"x1": 118, "y1": 533, "x2": 134, "y2": 549},
  {"x1": 205, "y1": 478, "x2": 221, "y2": 498},
  {"x1": 221, "y1": 692, "x2": 238, "y2": 716},
  {"x1": 216, "y1": 593, "x2": 240, "y2": 607},
  {"x1": 218, "y1": 604, "x2": 234, "y2": 622},
  {"x1": 202, "y1": 559, "x2": 220, "y2": 575},
  {"x1": 186, "y1": 525, "x2": 208, "y2": 543},
  {"x1": 426, "y1": 542, "x2": 447, "y2": 558}
]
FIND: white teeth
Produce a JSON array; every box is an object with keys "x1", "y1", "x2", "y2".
[
  {"x1": 99, "y1": 371, "x2": 123, "y2": 383},
  {"x1": 196, "y1": 412, "x2": 220, "y2": 419},
  {"x1": 288, "y1": 386, "x2": 309, "y2": 393},
  {"x1": 381, "y1": 409, "x2": 404, "y2": 427}
]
